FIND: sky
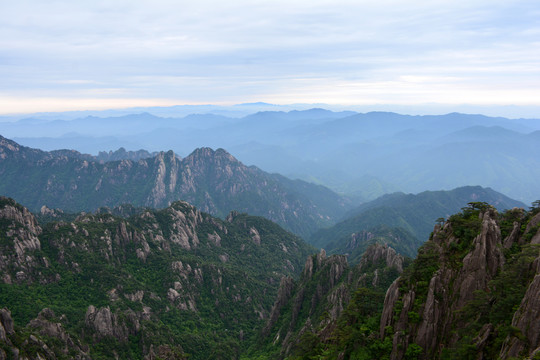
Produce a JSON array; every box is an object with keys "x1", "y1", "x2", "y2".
[{"x1": 1, "y1": 0, "x2": 540, "y2": 116}]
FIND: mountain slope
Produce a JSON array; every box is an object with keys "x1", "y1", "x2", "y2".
[
  {"x1": 310, "y1": 186, "x2": 525, "y2": 258},
  {"x1": 0, "y1": 196, "x2": 314, "y2": 359},
  {"x1": 265, "y1": 202, "x2": 540, "y2": 360},
  {"x1": 379, "y1": 203, "x2": 540, "y2": 359},
  {"x1": 6, "y1": 110, "x2": 540, "y2": 202},
  {"x1": 0, "y1": 136, "x2": 352, "y2": 238},
  {"x1": 247, "y1": 244, "x2": 405, "y2": 359}
]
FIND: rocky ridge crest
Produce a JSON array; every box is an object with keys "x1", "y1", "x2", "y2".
[
  {"x1": 0, "y1": 137, "x2": 352, "y2": 238},
  {"x1": 261, "y1": 244, "x2": 404, "y2": 359},
  {"x1": 379, "y1": 205, "x2": 540, "y2": 359}
]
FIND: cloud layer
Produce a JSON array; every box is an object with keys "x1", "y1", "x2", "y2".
[{"x1": 1, "y1": 0, "x2": 539, "y2": 113}]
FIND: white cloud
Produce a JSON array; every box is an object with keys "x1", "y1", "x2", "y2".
[{"x1": 1, "y1": 0, "x2": 539, "y2": 114}]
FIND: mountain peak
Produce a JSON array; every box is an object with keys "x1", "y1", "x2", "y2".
[
  {"x1": 0, "y1": 135, "x2": 20, "y2": 151},
  {"x1": 185, "y1": 147, "x2": 238, "y2": 163}
]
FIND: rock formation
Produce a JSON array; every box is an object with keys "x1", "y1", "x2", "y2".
[{"x1": 379, "y1": 205, "x2": 540, "y2": 359}]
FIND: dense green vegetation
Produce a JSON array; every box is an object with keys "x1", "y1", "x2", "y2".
[
  {"x1": 0, "y1": 197, "x2": 314, "y2": 359},
  {"x1": 0, "y1": 136, "x2": 354, "y2": 239},
  {"x1": 243, "y1": 244, "x2": 405, "y2": 360},
  {"x1": 310, "y1": 186, "x2": 524, "y2": 260},
  {"x1": 259, "y1": 201, "x2": 540, "y2": 360},
  {"x1": 3, "y1": 193, "x2": 540, "y2": 359}
]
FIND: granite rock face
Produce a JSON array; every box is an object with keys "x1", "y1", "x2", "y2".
[
  {"x1": 501, "y1": 255, "x2": 540, "y2": 358},
  {"x1": 0, "y1": 196, "x2": 315, "y2": 359},
  {"x1": 265, "y1": 244, "x2": 404, "y2": 359},
  {"x1": 359, "y1": 243, "x2": 404, "y2": 274},
  {"x1": 454, "y1": 208, "x2": 505, "y2": 309},
  {"x1": 0, "y1": 137, "x2": 352, "y2": 238},
  {"x1": 0, "y1": 197, "x2": 43, "y2": 284},
  {"x1": 379, "y1": 206, "x2": 540, "y2": 360}
]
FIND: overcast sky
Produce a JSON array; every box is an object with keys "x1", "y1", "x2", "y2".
[{"x1": 1, "y1": 0, "x2": 540, "y2": 115}]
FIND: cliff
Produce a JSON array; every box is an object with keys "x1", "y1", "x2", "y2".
[
  {"x1": 256, "y1": 243, "x2": 404, "y2": 359},
  {"x1": 0, "y1": 136, "x2": 352, "y2": 238},
  {"x1": 379, "y1": 203, "x2": 540, "y2": 359}
]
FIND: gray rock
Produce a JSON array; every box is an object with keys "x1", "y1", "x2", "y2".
[{"x1": 501, "y1": 255, "x2": 540, "y2": 358}]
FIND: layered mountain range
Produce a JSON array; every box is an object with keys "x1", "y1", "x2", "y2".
[
  {"x1": 1, "y1": 106, "x2": 540, "y2": 359},
  {"x1": 0, "y1": 135, "x2": 351, "y2": 239},
  {"x1": 4, "y1": 109, "x2": 540, "y2": 202}
]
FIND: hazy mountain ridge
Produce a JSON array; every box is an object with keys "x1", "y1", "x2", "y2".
[
  {"x1": 4, "y1": 109, "x2": 540, "y2": 202},
  {"x1": 310, "y1": 186, "x2": 525, "y2": 259},
  {"x1": 0, "y1": 135, "x2": 352, "y2": 238}
]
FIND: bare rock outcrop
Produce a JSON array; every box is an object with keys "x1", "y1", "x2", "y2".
[
  {"x1": 265, "y1": 252, "x2": 352, "y2": 357},
  {"x1": 503, "y1": 221, "x2": 521, "y2": 248},
  {"x1": 381, "y1": 208, "x2": 506, "y2": 360},
  {"x1": 0, "y1": 308, "x2": 14, "y2": 344},
  {"x1": 501, "y1": 255, "x2": 540, "y2": 358},
  {"x1": 147, "y1": 151, "x2": 180, "y2": 208},
  {"x1": 168, "y1": 202, "x2": 202, "y2": 250},
  {"x1": 0, "y1": 198, "x2": 43, "y2": 284},
  {"x1": 145, "y1": 344, "x2": 188, "y2": 360},
  {"x1": 0, "y1": 307, "x2": 90, "y2": 359},
  {"x1": 359, "y1": 243, "x2": 404, "y2": 273},
  {"x1": 85, "y1": 305, "x2": 140, "y2": 343},
  {"x1": 380, "y1": 279, "x2": 400, "y2": 338},
  {"x1": 454, "y1": 208, "x2": 505, "y2": 308},
  {"x1": 263, "y1": 276, "x2": 295, "y2": 336},
  {"x1": 28, "y1": 308, "x2": 90, "y2": 358},
  {"x1": 249, "y1": 227, "x2": 261, "y2": 245}
]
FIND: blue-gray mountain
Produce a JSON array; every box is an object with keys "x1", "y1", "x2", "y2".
[
  {"x1": 310, "y1": 186, "x2": 525, "y2": 261},
  {"x1": 0, "y1": 135, "x2": 352, "y2": 239},
  {"x1": 4, "y1": 109, "x2": 540, "y2": 202}
]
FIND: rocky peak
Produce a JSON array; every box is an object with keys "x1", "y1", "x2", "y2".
[
  {"x1": 0, "y1": 135, "x2": 47, "y2": 162},
  {"x1": 454, "y1": 207, "x2": 505, "y2": 308},
  {"x1": 96, "y1": 147, "x2": 159, "y2": 163},
  {"x1": 0, "y1": 308, "x2": 15, "y2": 358},
  {"x1": 0, "y1": 136, "x2": 351, "y2": 240},
  {"x1": 183, "y1": 147, "x2": 239, "y2": 167},
  {"x1": 0, "y1": 308, "x2": 14, "y2": 341},
  {"x1": 501, "y1": 253, "x2": 540, "y2": 358},
  {"x1": 525, "y1": 212, "x2": 540, "y2": 244},
  {"x1": 262, "y1": 253, "x2": 350, "y2": 356},
  {"x1": 358, "y1": 243, "x2": 404, "y2": 273},
  {"x1": 226, "y1": 210, "x2": 240, "y2": 222},
  {"x1": 0, "y1": 197, "x2": 42, "y2": 236},
  {"x1": 147, "y1": 150, "x2": 180, "y2": 207},
  {"x1": 0, "y1": 307, "x2": 90, "y2": 359},
  {"x1": 0, "y1": 197, "x2": 43, "y2": 284},
  {"x1": 263, "y1": 276, "x2": 295, "y2": 336},
  {"x1": 303, "y1": 255, "x2": 314, "y2": 278},
  {"x1": 0, "y1": 135, "x2": 21, "y2": 156},
  {"x1": 85, "y1": 305, "x2": 140, "y2": 342},
  {"x1": 379, "y1": 206, "x2": 509, "y2": 359},
  {"x1": 324, "y1": 254, "x2": 348, "y2": 288}
]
